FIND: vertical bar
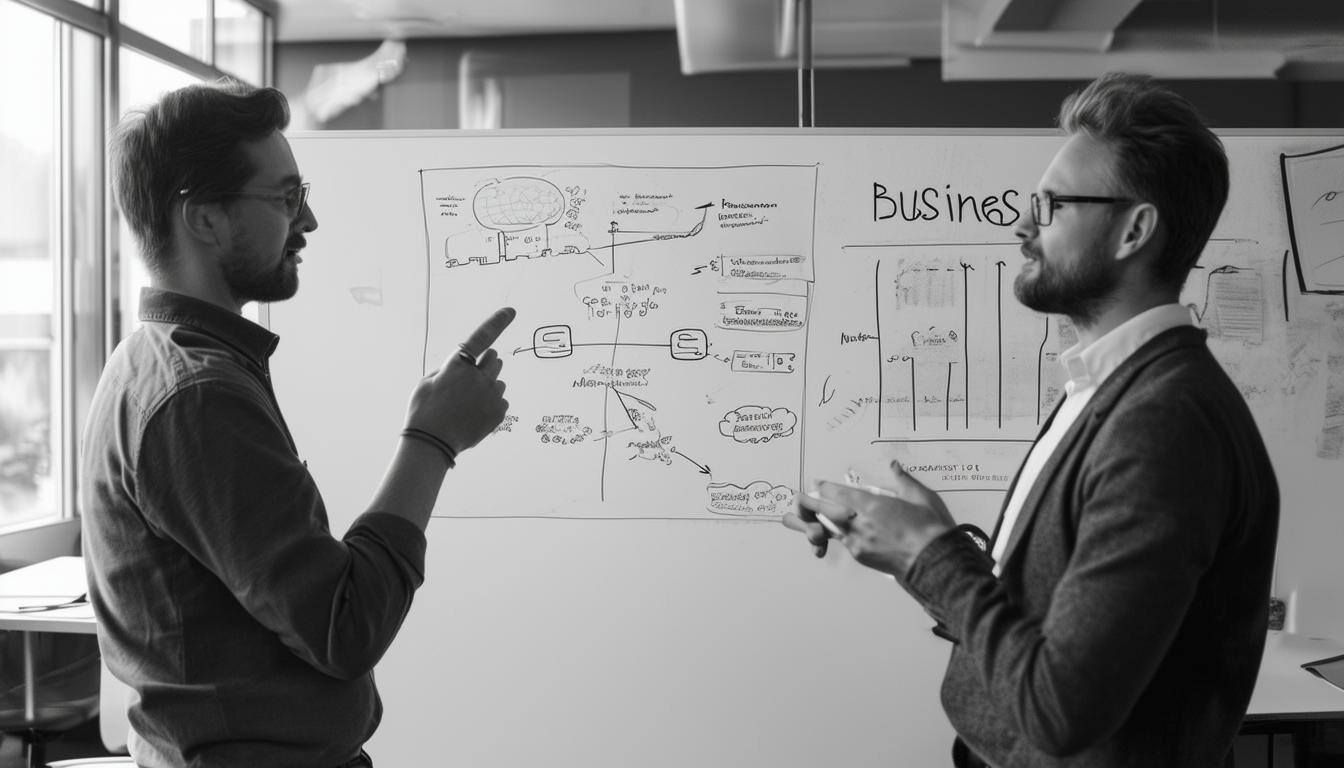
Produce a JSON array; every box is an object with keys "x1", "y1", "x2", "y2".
[
  {"x1": 205, "y1": 0, "x2": 215, "y2": 65},
  {"x1": 263, "y1": 12, "x2": 274, "y2": 87},
  {"x1": 23, "y1": 632, "x2": 36, "y2": 721},
  {"x1": 105, "y1": 0, "x2": 121, "y2": 353},
  {"x1": 60, "y1": 20, "x2": 77, "y2": 520},
  {"x1": 85, "y1": 25, "x2": 109, "y2": 477},
  {"x1": 796, "y1": 0, "x2": 813, "y2": 128}
]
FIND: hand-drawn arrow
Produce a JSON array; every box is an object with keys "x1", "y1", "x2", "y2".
[
  {"x1": 960, "y1": 261, "x2": 975, "y2": 429},
  {"x1": 596, "y1": 202, "x2": 714, "y2": 249},
  {"x1": 611, "y1": 387, "x2": 657, "y2": 429},
  {"x1": 672, "y1": 449, "x2": 711, "y2": 475}
]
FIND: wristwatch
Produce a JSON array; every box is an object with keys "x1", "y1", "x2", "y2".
[{"x1": 955, "y1": 523, "x2": 990, "y2": 553}]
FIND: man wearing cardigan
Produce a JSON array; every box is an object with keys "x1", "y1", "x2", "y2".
[{"x1": 786, "y1": 73, "x2": 1278, "y2": 767}]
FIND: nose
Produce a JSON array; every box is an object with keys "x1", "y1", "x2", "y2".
[
  {"x1": 297, "y1": 199, "x2": 318, "y2": 233},
  {"x1": 1012, "y1": 203, "x2": 1036, "y2": 242}
]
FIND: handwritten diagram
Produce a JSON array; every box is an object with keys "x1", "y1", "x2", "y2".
[
  {"x1": 419, "y1": 164, "x2": 817, "y2": 520},
  {"x1": 809, "y1": 244, "x2": 1067, "y2": 493},
  {"x1": 872, "y1": 247, "x2": 1063, "y2": 438},
  {"x1": 363, "y1": 145, "x2": 1344, "y2": 518},
  {"x1": 811, "y1": 237, "x2": 1305, "y2": 494}
]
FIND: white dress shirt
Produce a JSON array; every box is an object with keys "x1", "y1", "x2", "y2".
[{"x1": 989, "y1": 303, "x2": 1194, "y2": 575}]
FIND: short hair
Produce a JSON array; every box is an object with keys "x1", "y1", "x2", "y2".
[
  {"x1": 109, "y1": 79, "x2": 290, "y2": 274},
  {"x1": 1058, "y1": 72, "x2": 1228, "y2": 290}
]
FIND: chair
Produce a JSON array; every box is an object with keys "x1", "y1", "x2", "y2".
[
  {"x1": 97, "y1": 661, "x2": 134, "y2": 755},
  {"x1": 0, "y1": 630, "x2": 101, "y2": 768}
]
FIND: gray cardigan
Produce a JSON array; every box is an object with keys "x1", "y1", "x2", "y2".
[{"x1": 904, "y1": 325, "x2": 1279, "y2": 768}]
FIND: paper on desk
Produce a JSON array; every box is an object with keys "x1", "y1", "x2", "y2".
[
  {"x1": 0, "y1": 596, "x2": 89, "y2": 615},
  {"x1": 1303, "y1": 652, "x2": 1344, "y2": 692}
]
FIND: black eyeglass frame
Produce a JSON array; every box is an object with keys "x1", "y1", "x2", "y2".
[
  {"x1": 1030, "y1": 191, "x2": 1134, "y2": 227},
  {"x1": 177, "y1": 182, "x2": 311, "y2": 219}
]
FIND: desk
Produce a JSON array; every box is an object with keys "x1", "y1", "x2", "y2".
[
  {"x1": 1249, "y1": 631, "x2": 1344, "y2": 718},
  {"x1": 0, "y1": 557, "x2": 97, "y2": 725},
  {"x1": 1241, "y1": 632, "x2": 1344, "y2": 766}
]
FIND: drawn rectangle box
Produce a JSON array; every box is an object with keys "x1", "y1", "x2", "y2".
[
  {"x1": 533, "y1": 325, "x2": 573, "y2": 358},
  {"x1": 670, "y1": 328, "x2": 708, "y2": 360},
  {"x1": 716, "y1": 294, "x2": 808, "y2": 332},
  {"x1": 731, "y1": 351, "x2": 797, "y2": 373},
  {"x1": 717, "y1": 254, "x2": 810, "y2": 281}
]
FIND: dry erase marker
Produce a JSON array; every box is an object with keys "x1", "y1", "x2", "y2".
[
  {"x1": 802, "y1": 488, "x2": 848, "y2": 537},
  {"x1": 814, "y1": 506, "x2": 845, "y2": 537}
]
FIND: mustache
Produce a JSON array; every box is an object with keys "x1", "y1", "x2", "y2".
[
  {"x1": 1020, "y1": 244, "x2": 1042, "y2": 260},
  {"x1": 286, "y1": 238, "x2": 307, "y2": 251}
]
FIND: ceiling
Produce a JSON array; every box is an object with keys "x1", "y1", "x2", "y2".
[{"x1": 272, "y1": 0, "x2": 1344, "y2": 81}]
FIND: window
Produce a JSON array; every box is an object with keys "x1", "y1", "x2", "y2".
[
  {"x1": 67, "y1": 26, "x2": 106, "y2": 520},
  {"x1": 216, "y1": 0, "x2": 266, "y2": 86},
  {"x1": 0, "y1": 0, "x2": 273, "y2": 533},
  {"x1": 0, "y1": 2, "x2": 59, "y2": 529},
  {"x1": 119, "y1": 0, "x2": 210, "y2": 59}
]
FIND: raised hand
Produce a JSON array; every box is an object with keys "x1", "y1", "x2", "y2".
[
  {"x1": 785, "y1": 462, "x2": 955, "y2": 578},
  {"x1": 405, "y1": 307, "x2": 516, "y2": 455}
]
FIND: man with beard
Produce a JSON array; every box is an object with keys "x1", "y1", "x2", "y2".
[
  {"x1": 81, "y1": 80, "x2": 514, "y2": 768},
  {"x1": 786, "y1": 73, "x2": 1278, "y2": 767}
]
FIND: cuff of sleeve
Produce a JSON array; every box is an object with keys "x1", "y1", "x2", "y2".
[
  {"x1": 348, "y1": 511, "x2": 429, "y2": 581},
  {"x1": 905, "y1": 526, "x2": 993, "y2": 612}
]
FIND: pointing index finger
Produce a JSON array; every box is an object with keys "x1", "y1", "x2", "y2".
[{"x1": 457, "y1": 307, "x2": 516, "y2": 360}]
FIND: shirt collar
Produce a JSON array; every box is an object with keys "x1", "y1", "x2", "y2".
[
  {"x1": 138, "y1": 288, "x2": 279, "y2": 366},
  {"x1": 1059, "y1": 303, "x2": 1193, "y2": 393}
]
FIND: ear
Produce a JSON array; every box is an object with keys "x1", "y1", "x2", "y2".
[
  {"x1": 178, "y1": 197, "x2": 233, "y2": 252},
  {"x1": 1114, "y1": 202, "x2": 1160, "y2": 262}
]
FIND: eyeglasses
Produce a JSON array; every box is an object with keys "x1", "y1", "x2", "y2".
[
  {"x1": 178, "y1": 182, "x2": 311, "y2": 219},
  {"x1": 232, "y1": 182, "x2": 311, "y2": 219},
  {"x1": 1030, "y1": 191, "x2": 1133, "y2": 227}
]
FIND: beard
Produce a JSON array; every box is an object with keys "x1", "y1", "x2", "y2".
[
  {"x1": 221, "y1": 215, "x2": 302, "y2": 305},
  {"x1": 1013, "y1": 240, "x2": 1119, "y2": 327},
  {"x1": 221, "y1": 248, "x2": 299, "y2": 304}
]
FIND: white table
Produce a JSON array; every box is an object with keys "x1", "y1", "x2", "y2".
[
  {"x1": 0, "y1": 556, "x2": 97, "y2": 723},
  {"x1": 1249, "y1": 631, "x2": 1344, "y2": 718}
]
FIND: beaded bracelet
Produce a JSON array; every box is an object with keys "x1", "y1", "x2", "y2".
[{"x1": 400, "y1": 427, "x2": 457, "y2": 469}]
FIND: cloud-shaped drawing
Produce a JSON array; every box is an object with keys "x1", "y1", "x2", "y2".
[
  {"x1": 472, "y1": 177, "x2": 565, "y2": 233},
  {"x1": 706, "y1": 480, "x2": 794, "y2": 518},
  {"x1": 718, "y1": 405, "x2": 797, "y2": 444}
]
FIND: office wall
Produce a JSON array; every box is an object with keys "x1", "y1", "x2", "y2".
[{"x1": 275, "y1": 31, "x2": 1344, "y2": 131}]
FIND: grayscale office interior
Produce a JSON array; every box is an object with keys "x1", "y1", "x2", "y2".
[{"x1": 2, "y1": 1, "x2": 1344, "y2": 766}]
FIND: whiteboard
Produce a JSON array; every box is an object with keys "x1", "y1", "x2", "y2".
[{"x1": 269, "y1": 130, "x2": 1344, "y2": 767}]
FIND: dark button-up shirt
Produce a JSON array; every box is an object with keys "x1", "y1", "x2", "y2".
[{"x1": 81, "y1": 288, "x2": 427, "y2": 768}]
